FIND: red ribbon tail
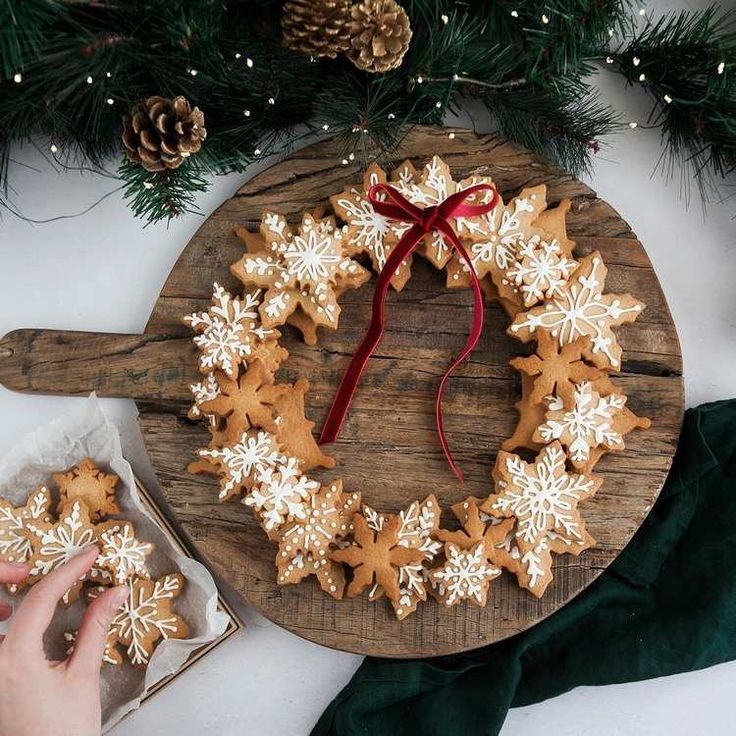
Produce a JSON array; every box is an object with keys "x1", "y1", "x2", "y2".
[
  {"x1": 320, "y1": 225, "x2": 423, "y2": 445},
  {"x1": 434, "y1": 225, "x2": 485, "y2": 483}
]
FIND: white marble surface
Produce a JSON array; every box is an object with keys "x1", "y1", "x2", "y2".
[{"x1": 1, "y1": 2, "x2": 735, "y2": 731}]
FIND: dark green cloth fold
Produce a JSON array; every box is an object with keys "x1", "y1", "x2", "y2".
[{"x1": 313, "y1": 399, "x2": 736, "y2": 736}]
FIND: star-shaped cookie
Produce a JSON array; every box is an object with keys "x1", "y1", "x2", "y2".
[{"x1": 54, "y1": 458, "x2": 120, "y2": 521}]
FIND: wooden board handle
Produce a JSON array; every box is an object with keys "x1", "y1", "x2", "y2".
[{"x1": 0, "y1": 329, "x2": 195, "y2": 400}]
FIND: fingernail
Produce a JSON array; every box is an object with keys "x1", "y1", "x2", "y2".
[{"x1": 8, "y1": 562, "x2": 28, "y2": 569}]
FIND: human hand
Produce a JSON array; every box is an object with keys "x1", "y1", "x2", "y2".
[{"x1": 0, "y1": 547, "x2": 127, "y2": 736}]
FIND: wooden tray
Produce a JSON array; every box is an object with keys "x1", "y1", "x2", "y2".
[{"x1": 0, "y1": 126, "x2": 684, "y2": 658}]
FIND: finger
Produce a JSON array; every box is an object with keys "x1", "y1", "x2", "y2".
[
  {"x1": 0, "y1": 561, "x2": 30, "y2": 586},
  {"x1": 0, "y1": 600, "x2": 12, "y2": 621},
  {"x1": 8, "y1": 546, "x2": 99, "y2": 650},
  {"x1": 69, "y1": 585, "x2": 127, "y2": 674}
]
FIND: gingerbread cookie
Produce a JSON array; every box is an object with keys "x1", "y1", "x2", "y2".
[
  {"x1": 198, "y1": 429, "x2": 283, "y2": 501},
  {"x1": 244, "y1": 457, "x2": 319, "y2": 532},
  {"x1": 276, "y1": 479, "x2": 361, "y2": 598},
  {"x1": 431, "y1": 542, "x2": 501, "y2": 607},
  {"x1": 436, "y1": 497, "x2": 517, "y2": 565},
  {"x1": 96, "y1": 521, "x2": 154, "y2": 585},
  {"x1": 482, "y1": 442, "x2": 602, "y2": 551},
  {"x1": 534, "y1": 381, "x2": 628, "y2": 471},
  {"x1": 24, "y1": 499, "x2": 99, "y2": 605},
  {"x1": 502, "y1": 235, "x2": 578, "y2": 307},
  {"x1": 185, "y1": 282, "x2": 274, "y2": 379},
  {"x1": 330, "y1": 513, "x2": 425, "y2": 602},
  {"x1": 509, "y1": 251, "x2": 645, "y2": 370},
  {"x1": 331, "y1": 162, "x2": 413, "y2": 290},
  {"x1": 445, "y1": 184, "x2": 548, "y2": 287},
  {"x1": 362, "y1": 496, "x2": 442, "y2": 620},
  {"x1": 510, "y1": 332, "x2": 603, "y2": 408},
  {"x1": 230, "y1": 212, "x2": 370, "y2": 339},
  {"x1": 272, "y1": 378, "x2": 336, "y2": 472},
  {"x1": 88, "y1": 573, "x2": 189, "y2": 667},
  {"x1": 54, "y1": 458, "x2": 120, "y2": 521},
  {"x1": 198, "y1": 363, "x2": 289, "y2": 442},
  {"x1": 64, "y1": 629, "x2": 123, "y2": 666},
  {"x1": 0, "y1": 486, "x2": 53, "y2": 592},
  {"x1": 502, "y1": 373, "x2": 548, "y2": 453}
]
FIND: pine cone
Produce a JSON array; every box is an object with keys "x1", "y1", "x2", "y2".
[
  {"x1": 281, "y1": 0, "x2": 352, "y2": 59},
  {"x1": 348, "y1": 0, "x2": 412, "y2": 73},
  {"x1": 121, "y1": 96, "x2": 206, "y2": 173}
]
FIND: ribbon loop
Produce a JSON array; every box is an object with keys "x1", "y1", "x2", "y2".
[{"x1": 320, "y1": 178, "x2": 500, "y2": 482}]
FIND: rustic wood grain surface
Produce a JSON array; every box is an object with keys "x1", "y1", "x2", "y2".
[{"x1": 0, "y1": 127, "x2": 683, "y2": 657}]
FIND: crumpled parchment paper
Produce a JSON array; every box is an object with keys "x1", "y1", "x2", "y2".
[{"x1": 0, "y1": 395, "x2": 230, "y2": 731}]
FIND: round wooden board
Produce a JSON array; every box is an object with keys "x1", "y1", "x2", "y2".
[{"x1": 140, "y1": 126, "x2": 683, "y2": 657}]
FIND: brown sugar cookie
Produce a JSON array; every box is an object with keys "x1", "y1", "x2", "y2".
[
  {"x1": 502, "y1": 373, "x2": 547, "y2": 453},
  {"x1": 330, "y1": 513, "x2": 425, "y2": 602},
  {"x1": 363, "y1": 495, "x2": 442, "y2": 620},
  {"x1": 275, "y1": 479, "x2": 361, "y2": 598},
  {"x1": 0, "y1": 486, "x2": 53, "y2": 592},
  {"x1": 436, "y1": 497, "x2": 517, "y2": 565},
  {"x1": 533, "y1": 198, "x2": 575, "y2": 259},
  {"x1": 24, "y1": 499, "x2": 99, "y2": 605},
  {"x1": 88, "y1": 573, "x2": 189, "y2": 667},
  {"x1": 230, "y1": 212, "x2": 370, "y2": 339},
  {"x1": 96, "y1": 521, "x2": 154, "y2": 585},
  {"x1": 54, "y1": 458, "x2": 120, "y2": 521},
  {"x1": 184, "y1": 282, "x2": 270, "y2": 379},
  {"x1": 431, "y1": 541, "x2": 501, "y2": 607},
  {"x1": 272, "y1": 378, "x2": 336, "y2": 472},
  {"x1": 501, "y1": 234, "x2": 578, "y2": 307},
  {"x1": 331, "y1": 162, "x2": 412, "y2": 290},
  {"x1": 482, "y1": 442, "x2": 602, "y2": 552},
  {"x1": 509, "y1": 251, "x2": 646, "y2": 370},
  {"x1": 509, "y1": 331, "x2": 603, "y2": 408},
  {"x1": 445, "y1": 184, "x2": 548, "y2": 287},
  {"x1": 198, "y1": 363, "x2": 290, "y2": 442},
  {"x1": 244, "y1": 458, "x2": 320, "y2": 533},
  {"x1": 198, "y1": 429, "x2": 283, "y2": 501},
  {"x1": 533, "y1": 381, "x2": 628, "y2": 470}
]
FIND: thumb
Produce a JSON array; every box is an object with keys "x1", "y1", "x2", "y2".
[{"x1": 69, "y1": 585, "x2": 128, "y2": 675}]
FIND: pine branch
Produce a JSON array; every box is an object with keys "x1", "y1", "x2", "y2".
[
  {"x1": 119, "y1": 158, "x2": 208, "y2": 224},
  {"x1": 610, "y1": 6, "x2": 735, "y2": 200}
]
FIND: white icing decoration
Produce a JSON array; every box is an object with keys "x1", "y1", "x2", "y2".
[
  {"x1": 96, "y1": 523, "x2": 153, "y2": 584},
  {"x1": 537, "y1": 381, "x2": 626, "y2": 464},
  {"x1": 431, "y1": 543, "x2": 500, "y2": 605}
]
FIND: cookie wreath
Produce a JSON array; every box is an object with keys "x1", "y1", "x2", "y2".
[{"x1": 183, "y1": 155, "x2": 650, "y2": 621}]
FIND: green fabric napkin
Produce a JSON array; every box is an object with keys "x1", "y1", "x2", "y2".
[{"x1": 313, "y1": 399, "x2": 736, "y2": 736}]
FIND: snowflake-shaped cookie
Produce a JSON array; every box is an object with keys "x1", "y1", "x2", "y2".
[
  {"x1": 276, "y1": 480, "x2": 361, "y2": 598},
  {"x1": 509, "y1": 252, "x2": 645, "y2": 370},
  {"x1": 96, "y1": 522, "x2": 154, "y2": 584},
  {"x1": 431, "y1": 542, "x2": 501, "y2": 607},
  {"x1": 65, "y1": 629, "x2": 123, "y2": 666},
  {"x1": 0, "y1": 486, "x2": 53, "y2": 592},
  {"x1": 482, "y1": 442, "x2": 602, "y2": 550},
  {"x1": 330, "y1": 513, "x2": 425, "y2": 603},
  {"x1": 199, "y1": 364, "x2": 289, "y2": 442},
  {"x1": 54, "y1": 458, "x2": 120, "y2": 522},
  {"x1": 445, "y1": 184, "x2": 548, "y2": 287},
  {"x1": 198, "y1": 429, "x2": 283, "y2": 501},
  {"x1": 534, "y1": 381, "x2": 627, "y2": 469},
  {"x1": 184, "y1": 283, "x2": 269, "y2": 379},
  {"x1": 188, "y1": 373, "x2": 220, "y2": 425},
  {"x1": 89, "y1": 573, "x2": 189, "y2": 667},
  {"x1": 244, "y1": 458, "x2": 319, "y2": 532},
  {"x1": 436, "y1": 497, "x2": 518, "y2": 564},
  {"x1": 503, "y1": 235, "x2": 578, "y2": 307},
  {"x1": 362, "y1": 495, "x2": 442, "y2": 620},
  {"x1": 509, "y1": 331, "x2": 603, "y2": 408},
  {"x1": 231, "y1": 212, "x2": 369, "y2": 334},
  {"x1": 331, "y1": 162, "x2": 413, "y2": 290},
  {"x1": 24, "y1": 499, "x2": 99, "y2": 605}
]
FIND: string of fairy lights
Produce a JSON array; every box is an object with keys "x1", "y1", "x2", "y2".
[{"x1": 4, "y1": 4, "x2": 731, "y2": 184}]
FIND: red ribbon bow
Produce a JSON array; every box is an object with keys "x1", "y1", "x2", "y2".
[{"x1": 319, "y1": 180, "x2": 500, "y2": 481}]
